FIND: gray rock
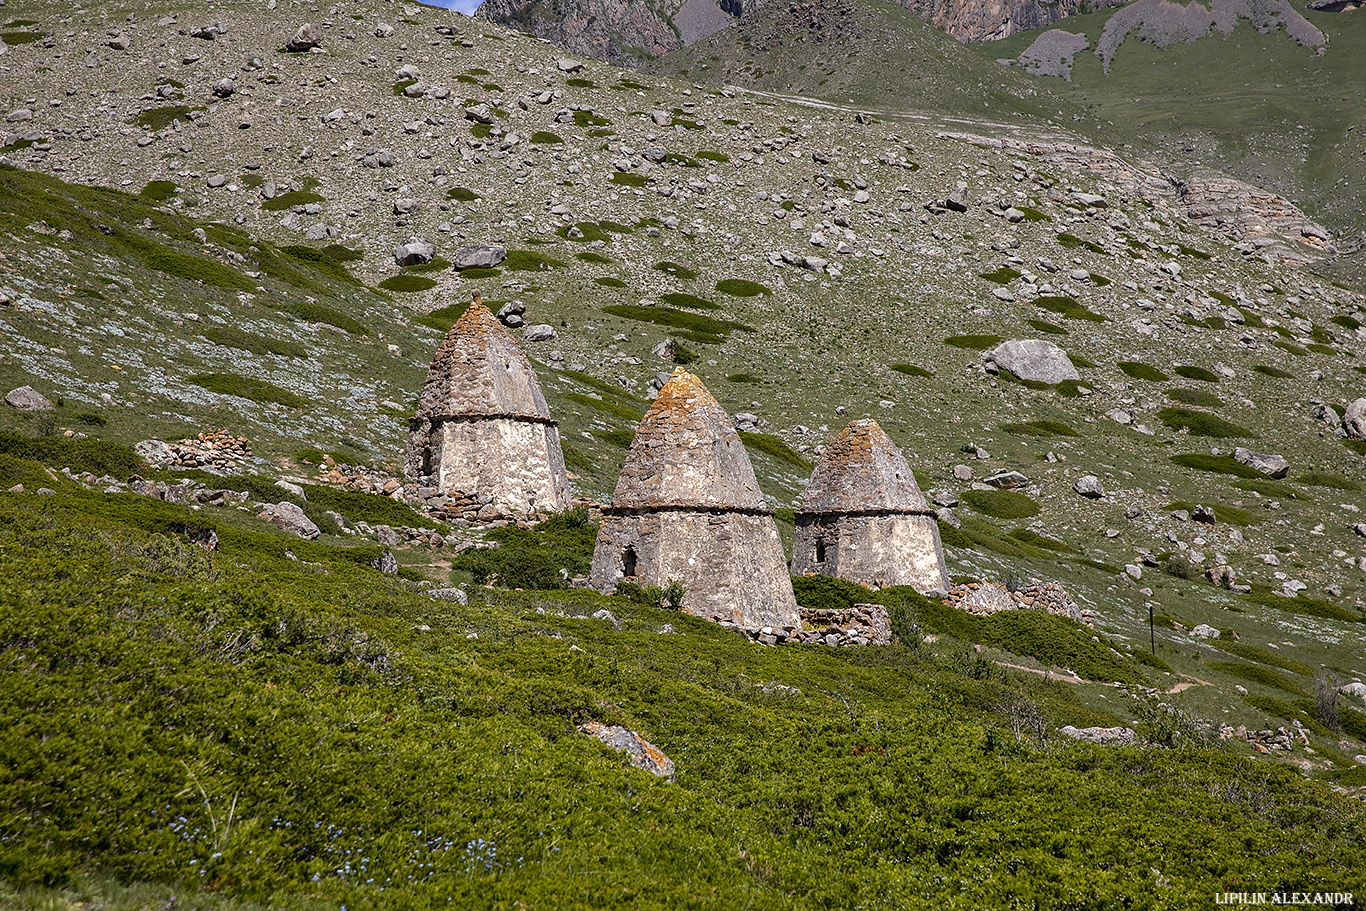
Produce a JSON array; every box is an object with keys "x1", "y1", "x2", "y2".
[
  {"x1": 5, "y1": 110, "x2": 32, "y2": 123},
  {"x1": 451, "y1": 244, "x2": 506, "y2": 270},
  {"x1": 275, "y1": 479, "x2": 306, "y2": 500},
  {"x1": 1191, "y1": 623, "x2": 1220, "y2": 639},
  {"x1": 134, "y1": 439, "x2": 175, "y2": 464},
  {"x1": 206, "y1": 174, "x2": 227, "y2": 188},
  {"x1": 1340, "y1": 681, "x2": 1366, "y2": 702},
  {"x1": 1192, "y1": 504, "x2": 1217, "y2": 524},
  {"x1": 374, "y1": 22, "x2": 394, "y2": 37},
  {"x1": 1343, "y1": 398, "x2": 1366, "y2": 440},
  {"x1": 1312, "y1": 402, "x2": 1341, "y2": 432},
  {"x1": 393, "y1": 197, "x2": 421, "y2": 216},
  {"x1": 985, "y1": 470, "x2": 1029, "y2": 490},
  {"x1": 1059, "y1": 725, "x2": 1137, "y2": 746},
  {"x1": 577, "y1": 721, "x2": 674, "y2": 779},
  {"x1": 1073, "y1": 475, "x2": 1105, "y2": 499},
  {"x1": 285, "y1": 23, "x2": 323, "y2": 52},
  {"x1": 106, "y1": 33, "x2": 131, "y2": 50},
  {"x1": 428, "y1": 587, "x2": 468, "y2": 604},
  {"x1": 935, "y1": 507, "x2": 961, "y2": 528},
  {"x1": 4, "y1": 385, "x2": 53, "y2": 412},
  {"x1": 369, "y1": 550, "x2": 399, "y2": 575},
  {"x1": 393, "y1": 237, "x2": 435, "y2": 266},
  {"x1": 523, "y1": 324, "x2": 558, "y2": 342},
  {"x1": 259, "y1": 502, "x2": 320, "y2": 539},
  {"x1": 212, "y1": 78, "x2": 235, "y2": 97},
  {"x1": 650, "y1": 110, "x2": 672, "y2": 127},
  {"x1": 557, "y1": 58, "x2": 583, "y2": 72},
  {"x1": 945, "y1": 186, "x2": 970, "y2": 212},
  {"x1": 1232, "y1": 447, "x2": 1289, "y2": 478},
  {"x1": 982, "y1": 339, "x2": 1080, "y2": 384},
  {"x1": 464, "y1": 104, "x2": 493, "y2": 124},
  {"x1": 375, "y1": 524, "x2": 402, "y2": 547}
]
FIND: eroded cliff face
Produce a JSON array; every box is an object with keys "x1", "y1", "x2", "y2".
[{"x1": 477, "y1": 0, "x2": 1127, "y2": 56}]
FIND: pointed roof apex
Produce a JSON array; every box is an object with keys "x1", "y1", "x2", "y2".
[
  {"x1": 799, "y1": 419, "x2": 930, "y2": 514},
  {"x1": 610, "y1": 369, "x2": 768, "y2": 511},
  {"x1": 414, "y1": 291, "x2": 552, "y2": 421}
]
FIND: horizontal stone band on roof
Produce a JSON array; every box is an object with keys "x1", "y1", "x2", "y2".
[
  {"x1": 601, "y1": 503, "x2": 776, "y2": 518},
  {"x1": 795, "y1": 507, "x2": 940, "y2": 519},
  {"x1": 417, "y1": 412, "x2": 559, "y2": 427}
]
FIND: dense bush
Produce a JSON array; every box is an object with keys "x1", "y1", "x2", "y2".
[
  {"x1": 202, "y1": 326, "x2": 306, "y2": 359},
  {"x1": 1157, "y1": 408, "x2": 1254, "y2": 438},
  {"x1": 188, "y1": 373, "x2": 309, "y2": 409},
  {"x1": 962, "y1": 489, "x2": 1041, "y2": 519},
  {"x1": 1118, "y1": 361, "x2": 1168, "y2": 381},
  {"x1": 0, "y1": 431, "x2": 144, "y2": 477},
  {"x1": 450, "y1": 508, "x2": 596, "y2": 588}
]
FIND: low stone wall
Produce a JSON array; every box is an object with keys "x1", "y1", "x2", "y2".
[
  {"x1": 943, "y1": 580, "x2": 1095, "y2": 628},
  {"x1": 725, "y1": 602, "x2": 892, "y2": 648}
]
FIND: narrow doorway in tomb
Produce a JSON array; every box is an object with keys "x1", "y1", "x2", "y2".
[
  {"x1": 622, "y1": 546, "x2": 638, "y2": 579},
  {"x1": 815, "y1": 540, "x2": 827, "y2": 564}
]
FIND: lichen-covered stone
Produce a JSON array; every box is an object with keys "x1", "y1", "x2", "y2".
[
  {"x1": 590, "y1": 368, "x2": 798, "y2": 629},
  {"x1": 792, "y1": 420, "x2": 947, "y2": 594},
  {"x1": 406, "y1": 297, "x2": 569, "y2": 514}
]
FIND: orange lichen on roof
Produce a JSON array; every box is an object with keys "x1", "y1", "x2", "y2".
[
  {"x1": 799, "y1": 419, "x2": 930, "y2": 514},
  {"x1": 610, "y1": 368, "x2": 768, "y2": 511},
  {"x1": 414, "y1": 295, "x2": 552, "y2": 421}
]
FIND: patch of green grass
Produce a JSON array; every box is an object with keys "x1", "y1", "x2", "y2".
[
  {"x1": 261, "y1": 190, "x2": 326, "y2": 212},
  {"x1": 979, "y1": 267, "x2": 1021, "y2": 284},
  {"x1": 962, "y1": 489, "x2": 1040, "y2": 519},
  {"x1": 563, "y1": 393, "x2": 645, "y2": 424},
  {"x1": 458, "y1": 267, "x2": 500, "y2": 280},
  {"x1": 1297, "y1": 472, "x2": 1360, "y2": 491},
  {"x1": 1001, "y1": 420, "x2": 1078, "y2": 437},
  {"x1": 653, "y1": 261, "x2": 698, "y2": 281},
  {"x1": 378, "y1": 275, "x2": 437, "y2": 293},
  {"x1": 1162, "y1": 501, "x2": 1259, "y2": 527},
  {"x1": 727, "y1": 373, "x2": 760, "y2": 383},
  {"x1": 530, "y1": 131, "x2": 563, "y2": 145},
  {"x1": 1028, "y1": 319, "x2": 1067, "y2": 335},
  {"x1": 610, "y1": 172, "x2": 648, "y2": 188},
  {"x1": 1016, "y1": 207, "x2": 1049, "y2": 222},
  {"x1": 406, "y1": 257, "x2": 452, "y2": 274},
  {"x1": 566, "y1": 77, "x2": 595, "y2": 88},
  {"x1": 415, "y1": 302, "x2": 472, "y2": 332},
  {"x1": 393, "y1": 79, "x2": 418, "y2": 95},
  {"x1": 266, "y1": 298, "x2": 369, "y2": 336},
  {"x1": 739, "y1": 432, "x2": 812, "y2": 470},
  {"x1": 202, "y1": 326, "x2": 306, "y2": 359},
  {"x1": 1273, "y1": 341, "x2": 1308, "y2": 357},
  {"x1": 1119, "y1": 361, "x2": 1168, "y2": 382},
  {"x1": 142, "y1": 249, "x2": 255, "y2": 291},
  {"x1": 602, "y1": 305, "x2": 750, "y2": 344},
  {"x1": 658, "y1": 292, "x2": 720, "y2": 311},
  {"x1": 280, "y1": 245, "x2": 361, "y2": 286},
  {"x1": 1036, "y1": 297, "x2": 1107, "y2": 322},
  {"x1": 944, "y1": 335, "x2": 1002, "y2": 350},
  {"x1": 891, "y1": 363, "x2": 933, "y2": 378},
  {"x1": 135, "y1": 105, "x2": 200, "y2": 130},
  {"x1": 1209, "y1": 662, "x2": 1308, "y2": 697},
  {"x1": 504, "y1": 250, "x2": 566, "y2": 271},
  {"x1": 1330, "y1": 315, "x2": 1360, "y2": 331},
  {"x1": 572, "y1": 111, "x2": 612, "y2": 127},
  {"x1": 1056, "y1": 232, "x2": 1106, "y2": 255},
  {"x1": 0, "y1": 431, "x2": 143, "y2": 477},
  {"x1": 696, "y1": 150, "x2": 730, "y2": 163},
  {"x1": 187, "y1": 373, "x2": 309, "y2": 408},
  {"x1": 1253, "y1": 364, "x2": 1294, "y2": 379},
  {"x1": 1007, "y1": 528, "x2": 1079, "y2": 553},
  {"x1": 446, "y1": 187, "x2": 480, "y2": 202},
  {"x1": 715, "y1": 278, "x2": 770, "y2": 297},
  {"x1": 575, "y1": 251, "x2": 613, "y2": 265},
  {"x1": 1232, "y1": 479, "x2": 1304, "y2": 500},
  {"x1": 1157, "y1": 408, "x2": 1253, "y2": 438},
  {"x1": 594, "y1": 277, "x2": 627, "y2": 288},
  {"x1": 1169, "y1": 453, "x2": 1262, "y2": 479},
  {"x1": 591, "y1": 428, "x2": 636, "y2": 448},
  {"x1": 1211, "y1": 641, "x2": 1315, "y2": 677},
  {"x1": 1166, "y1": 388, "x2": 1224, "y2": 408},
  {"x1": 139, "y1": 180, "x2": 178, "y2": 202},
  {"x1": 451, "y1": 511, "x2": 598, "y2": 587}
]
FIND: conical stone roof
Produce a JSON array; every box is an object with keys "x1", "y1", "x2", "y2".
[
  {"x1": 414, "y1": 299, "x2": 552, "y2": 421},
  {"x1": 799, "y1": 419, "x2": 930, "y2": 514},
  {"x1": 611, "y1": 368, "x2": 767, "y2": 511}
]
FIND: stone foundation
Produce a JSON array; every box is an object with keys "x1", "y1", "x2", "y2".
[
  {"x1": 725, "y1": 602, "x2": 892, "y2": 648},
  {"x1": 588, "y1": 508, "x2": 799, "y2": 629},
  {"x1": 407, "y1": 415, "x2": 569, "y2": 515},
  {"x1": 791, "y1": 511, "x2": 948, "y2": 593}
]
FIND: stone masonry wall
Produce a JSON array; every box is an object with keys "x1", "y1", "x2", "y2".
[
  {"x1": 412, "y1": 416, "x2": 569, "y2": 515},
  {"x1": 791, "y1": 512, "x2": 948, "y2": 594}
]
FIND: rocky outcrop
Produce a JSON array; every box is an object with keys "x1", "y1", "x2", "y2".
[
  {"x1": 1096, "y1": 0, "x2": 1323, "y2": 71},
  {"x1": 476, "y1": 0, "x2": 696, "y2": 67},
  {"x1": 578, "y1": 721, "x2": 675, "y2": 779},
  {"x1": 982, "y1": 339, "x2": 1080, "y2": 384}
]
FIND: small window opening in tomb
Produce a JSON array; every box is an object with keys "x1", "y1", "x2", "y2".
[
  {"x1": 420, "y1": 442, "x2": 434, "y2": 476},
  {"x1": 815, "y1": 540, "x2": 827, "y2": 564},
  {"x1": 622, "y1": 546, "x2": 638, "y2": 579}
]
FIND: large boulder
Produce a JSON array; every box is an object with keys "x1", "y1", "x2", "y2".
[
  {"x1": 1233, "y1": 447, "x2": 1290, "y2": 478},
  {"x1": 451, "y1": 245, "x2": 507, "y2": 270},
  {"x1": 285, "y1": 23, "x2": 322, "y2": 51},
  {"x1": 393, "y1": 237, "x2": 435, "y2": 266},
  {"x1": 4, "y1": 385, "x2": 53, "y2": 412},
  {"x1": 982, "y1": 339, "x2": 1080, "y2": 384},
  {"x1": 258, "y1": 502, "x2": 321, "y2": 539},
  {"x1": 1343, "y1": 398, "x2": 1366, "y2": 440},
  {"x1": 578, "y1": 721, "x2": 674, "y2": 779},
  {"x1": 134, "y1": 439, "x2": 176, "y2": 465}
]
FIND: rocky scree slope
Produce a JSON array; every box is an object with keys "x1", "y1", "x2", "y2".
[{"x1": 1, "y1": 0, "x2": 1366, "y2": 778}]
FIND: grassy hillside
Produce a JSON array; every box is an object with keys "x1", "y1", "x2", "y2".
[{"x1": 2, "y1": 464, "x2": 1364, "y2": 906}]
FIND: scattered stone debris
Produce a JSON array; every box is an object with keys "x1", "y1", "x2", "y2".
[
  {"x1": 136, "y1": 431, "x2": 252, "y2": 473},
  {"x1": 943, "y1": 580, "x2": 1093, "y2": 627},
  {"x1": 728, "y1": 602, "x2": 892, "y2": 648}
]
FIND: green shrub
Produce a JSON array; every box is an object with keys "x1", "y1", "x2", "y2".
[
  {"x1": 610, "y1": 172, "x2": 648, "y2": 188},
  {"x1": 1232, "y1": 478, "x2": 1304, "y2": 499},
  {"x1": 564, "y1": 393, "x2": 644, "y2": 423},
  {"x1": 1273, "y1": 341, "x2": 1308, "y2": 357},
  {"x1": 602, "y1": 305, "x2": 751, "y2": 343},
  {"x1": 715, "y1": 279, "x2": 770, "y2": 297},
  {"x1": 1209, "y1": 662, "x2": 1308, "y2": 696},
  {"x1": 739, "y1": 432, "x2": 812, "y2": 470},
  {"x1": 1166, "y1": 388, "x2": 1224, "y2": 408},
  {"x1": 659, "y1": 292, "x2": 720, "y2": 311},
  {"x1": 504, "y1": 250, "x2": 566, "y2": 271},
  {"x1": 727, "y1": 373, "x2": 759, "y2": 383},
  {"x1": 446, "y1": 187, "x2": 481, "y2": 201},
  {"x1": 267, "y1": 297, "x2": 369, "y2": 335},
  {"x1": 1173, "y1": 365, "x2": 1219, "y2": 383},
  {"x1": 1297, "y1": 472, "x2": 1360, "y2": 491},
  {"x1": 566, "y1": 77, "x2": 594, "y2": 88},
  {"x1": 1241, "y1": 586, "x2": 1362, "y2": 623},
  {"x1": 1212, "y1": 641, "x2": 1314, "y2": 677},
  {"x1": 1119, "y1": 361, "x2": 1168, "y2": 382},
  {"x1": 592, "y1": 427, "x2": 635, "y2": 448},
  {"x1": 262, "y1": 190, "x2": 326, "y2": 212},
  {"x1": 572, "y1": 111, "x2": 612, "y2": 127},
  {"x1": 139, "y1": 180, "x2": 178, "y2": 202},
  {"x1": 451, "y1": 508, "x2": 596, "y2": 589},
  {"x1": 891, "y1": 363, "x2": 933, "y2": 378},
  {"x1": 696, "y1": 150, "x2": 730, "y2": 163},
  {"x1": 653, "y1": 261, "x2": 698, "y2": 280},
  {"x1": 378, "y1": 275, "x2": 437, "y2": 292},
  {"x1": 135, "y1": 105, "x2": 200, "y2": 130},
  {"x1": 280, "y1": 244, "x2": 362, "y2": 286},
  {"x1": 792, "y1": 574, "x2": 878, "y2": 613},
  {"x1": 594, "y1": 277, "x2": 627, "y2": 288},
  {"x1": 978, "y1": 267, "x2": 1021, "y2": 284},
  {"x1": 0, "y1": 431, "x2": 144, "y2": 477},
  {"x1": 1169, "y1": 453, "x2": 1261, "y2": 479},
  {"x1": 1163, "y1": 500, "x2": 1259, "y2": 526},
  {"x1": 1006, "y1": 528, "x2": 1078, "y2": 553},
  {"x1": 944, "y1": 334, "x2": 1002, "y2": 350},
  {"x1": 1001, "y1": 420, "x2": 1078, "y2": 437},
  {"x1": 962, "y1": 489, "x2": 1040, "y2": 519},
  {"x1": 305, "y1": 484, "x2": 442, "y2": 530},
  {"x1": 1028, "y1": 319, "x2": 1067, "y2": 335},
  {"x1": 202, "y1": 326, "x2": 306, "y2": 359},
  {"x1": 142, "y1": 250, "x2": 255, "y2": 290},
  {"x1": 188, "y1": 373, "x2": 309, "y2": 408},
  {"x1": 1035, "y1": 296, "x2": 1106, "y2": 322},
  {"x1": 1157, "y1": 408, "x2": 1253, "y2": 438},
  {"x1": 1056, "y1": 232, "x2": 1106, "y2": 255},
  {"x1": 576, "y1": 251, "x2": 613, "y2": 265}
]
